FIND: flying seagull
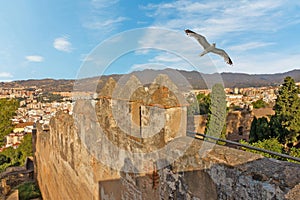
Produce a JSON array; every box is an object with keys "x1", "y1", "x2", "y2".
[{"x1": 185, "y1": 29, "x2": 233, "y2": 65}]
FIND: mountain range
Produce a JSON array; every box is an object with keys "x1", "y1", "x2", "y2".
[{"x1": 1, "y1": 69, "x2": 299, "y2": 92}]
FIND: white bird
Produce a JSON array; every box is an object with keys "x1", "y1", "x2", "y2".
[{"x1": 185, "y1": 29, "x2": 233, "y2": 65}]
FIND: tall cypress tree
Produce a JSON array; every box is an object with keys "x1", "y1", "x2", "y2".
[
  {"x1": 204, "y1": 83, "x2": 227, "y2": 140},
  {"x1": 270, "y1": 76, "x2": 300, "y2": 147},
  {"x1": 249, "y1": 117, "x2": 258, "y2": 143}
]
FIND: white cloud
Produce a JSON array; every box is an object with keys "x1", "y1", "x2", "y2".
[
  {"x1": 134, "y1": 28, "x2": 227, "y2": 73},
  {"x1": 221, "y1": 52, "x2": 300, "y2": 74},
  {"x1": 53, "y1": 36, "x2": 73, "y2": 52},
  {"x1": 25, "y1": 55, "x2": 44, "y2": 62},
  {"x1": 84, "y1": 17, "x2": 128, "y2": 30},
  {"x1": 149, "y1": 52, "x2": 183, "y2": 63},
  {"x1": 80, "y1": 54, "x2": 94, "y2": 62},
  {"x1": 0, "y1": 80, "x2": 12, "y2": 82},
  {"x1": 0, "y1": 72, "x2": 13, "y2": 78},
  {"x1": 138, "y1": 1, "x2": 300, "y2": 74},
  {"x1": 131, "y1": 63, "x2": 168, "y2": 71},
  {"x1": 142, "y1": 0, "x2": 298, "y2": 39},
  {"x1": 228, "y1": 42, "x2": 275, "y2": 52},
  {"x1": 91, "y1": 0, "x2": 119, "y2": 8},
  {"x1": 82, "y1": 0, "x2": 128, "y2": 36},
  {"x1": 134, "y1": 49, "x2": 150, "y2": 55}
]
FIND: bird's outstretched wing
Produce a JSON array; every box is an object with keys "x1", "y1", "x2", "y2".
[
  {"x1": 211, "y1": 48, "x2": 233, "y2": 65},
  {"x1": 185, "y1": 29, "x2": 210, "y2": 49}
]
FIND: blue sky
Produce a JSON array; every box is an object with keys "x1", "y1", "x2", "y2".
[{"x1": 0, "y1": 0, "x2": 300, "y2": 81}]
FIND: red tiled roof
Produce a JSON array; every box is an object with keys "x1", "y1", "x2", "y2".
[{"x1": 15, "y1": 122, "x2": 34, "y2": 128}]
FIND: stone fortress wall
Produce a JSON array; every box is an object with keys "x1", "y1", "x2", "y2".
[{"x1": 33, "y1": 74, "x2": 300, "y2": 199}]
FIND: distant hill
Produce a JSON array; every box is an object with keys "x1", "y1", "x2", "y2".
[
  {"x1": 1, "y1": 69, "x2": 299, "y2": 92},
  {"x1": 220, "y1": 69, "x2": 300, "y2": 88},
  {"x1": 0, "y1": 79, "x2": 75, "y2": 92}
]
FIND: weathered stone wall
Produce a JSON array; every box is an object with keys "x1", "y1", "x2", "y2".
[
  {"x1": 226, "y1": 110, "x2": 253, "y2": 136},
  {"x1": 35, "y1": 105, "x2": 300, "y2": 200},
  {"x1": 35, "y1": 109, "x2": 120, "y2": 200},
  {"x1": 187, "y1": 115, "x2": 207, "y2": 133},
  {"x1": 188, "y1": 110, "x2": 253, "y2": 141},
  {"x1": 34, "y1": 75, "x2": 300, "y2": 200}
]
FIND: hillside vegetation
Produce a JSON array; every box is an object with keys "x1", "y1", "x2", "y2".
[{"x1": 0, "y1": 99, "x2": 18, "y2": 146}]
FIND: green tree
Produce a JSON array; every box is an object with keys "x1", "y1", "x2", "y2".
[
  {"x1": 0, "y1": 147, "x2": 22, "y2": 172},
  {"x1": 37, "y1": 92, "x2": 63, "y2": 103},
  {"x1": 249, "y1": 117, "x2": 258, "y2": 142},
  {"x1": 17, "y1": 134, "x2": 33, "y2": 164},
  {"x1": 240, "y1": 138, "x2": 283, "y2": 160},
  {"x1": 288, "y1": 147, "x2": 300, "y2": 163},
  {"x1": 205, "y1": 84, "x2": 227, "y2": 140},
  {"x1": 270, "y1": 76, "x2": 300, "y2": 147},
  {"x1": 197, "y1": 93, "x2": 210, "y2": 114},
  {"x1": 0, "y1": 99, "x2": 19, "y2": 145},
  {"x1": 0, "y1": 134, "x2": 33, "y2": 172},
  {"x1": 252, "y1": 99, "x2": 266, "y2": 109},
  {"x1": 256, "y1": 117, "x2": 271, "y2": 141},
  {"x1": 0, "y1": 154, "x2": 10, "y2": 165},
  {"x1": 17, "y1": 182, "x2": 42, "y2": 200},
  {"x1": 249, "y1": 117, "x2": 270, "y2": 143}
]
